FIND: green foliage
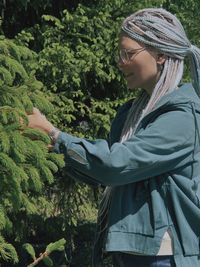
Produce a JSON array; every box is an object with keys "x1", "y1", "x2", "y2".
[
  {"x1": 22, "y1": 243, "x2": 36, "y2": 261},
  {"x1": 1, "y1": 0, "x2": 53, "y2": 37},
  {"x1": 23, "y1": 238, "x2": 66, "y2": 267},
  {"x1": 0, "y1": 36, "x2": 65, "y2": 264},
  {"x1": 0, "y1": 0, "x2": 199, "y2": 266},
  {"x1": 35, "y1": 7, "x2": 124, "y2": 97},
  {"x1": 0, "y1": 236, "x2": 18, "y2": 264},
  {"x1": 42, "y1": 256, "x2": 53, "y2": 267},
  {"x1": 46, "y1": 238, "x2": 66, "y2": 253}
]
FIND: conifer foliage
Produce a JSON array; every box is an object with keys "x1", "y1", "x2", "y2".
[
  {"x1": 0, "y1": 35, "x2": 64, "y2": 263},
  {"x1": 1, "y1": 0, "x2": 199, "y2": 266}
]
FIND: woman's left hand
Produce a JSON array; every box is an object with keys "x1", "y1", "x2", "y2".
[{"x1": 27, "y1": 107, "x2": 54, "y2": 134}]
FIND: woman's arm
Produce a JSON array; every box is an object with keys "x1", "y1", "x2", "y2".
[
  {"x1": 53, "y1": 105, "x2": 195, "y2": 186},
  {"x1": 27, "y1": 105, "x2": 195, "y2": 186}
]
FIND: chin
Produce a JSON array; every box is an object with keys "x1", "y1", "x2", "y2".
[
  {"x1": 127, "y1": 83, "x2": 138, "y2": 90},
  {"x1": 126, "y1": 78, "x2": 140, "y2": 89}
]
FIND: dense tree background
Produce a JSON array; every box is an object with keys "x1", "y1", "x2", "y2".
[{"x1": 0, "y1": 0, "x2": 199, "y2": 266}]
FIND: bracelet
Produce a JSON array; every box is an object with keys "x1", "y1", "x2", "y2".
[{"x1": 48, "y1": 127, "x2": 61, "y2": 144}]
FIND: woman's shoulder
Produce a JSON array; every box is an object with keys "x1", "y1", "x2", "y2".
[{"x1": 153, "y1": 83, "x2": 200, "y2": 111}]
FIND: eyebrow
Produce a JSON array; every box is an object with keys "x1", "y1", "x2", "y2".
[{"x1": 120, "y1": 47, "x2": 143, "y2": 51}]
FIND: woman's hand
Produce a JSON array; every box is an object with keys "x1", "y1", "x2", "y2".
[{"x1": 27, "y1": 107, "x2": 54, "y2": 134}]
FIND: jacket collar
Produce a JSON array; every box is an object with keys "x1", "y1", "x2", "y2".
[
  {"x1": 153, "y1": 83, "x2": 200, "y2": 111},
  {"x1": 135, "y1": 83, "x2": 200, "y2": 133}
]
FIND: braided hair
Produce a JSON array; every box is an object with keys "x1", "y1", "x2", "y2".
[{"x1": 120, "y1": 8, "x2": 200, "y2": 142}]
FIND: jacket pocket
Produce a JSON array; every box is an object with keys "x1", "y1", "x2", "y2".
[{"x1": 108, "y1": 183, "x2": 154, "y2": 236}]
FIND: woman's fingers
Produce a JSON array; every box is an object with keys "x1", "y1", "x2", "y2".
[
  {"x1": 27, "y1": 107, "x2": 54, "y2": 134},
  {"x1": 32, "y1": 107, "x2": 42, "y2": 115}
]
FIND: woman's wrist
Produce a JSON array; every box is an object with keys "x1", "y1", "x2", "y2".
[{"x1": 48, "y1": 127, "x2": 61, "y2": 144}]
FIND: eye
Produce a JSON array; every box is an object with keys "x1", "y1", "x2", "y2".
[{"x1": 127, "y1": 51, "x2": 136, "y2": 57}]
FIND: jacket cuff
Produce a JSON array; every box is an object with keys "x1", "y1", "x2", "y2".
[{"x1": 53, "y1": 132, "x2": 78, "y2": 153}]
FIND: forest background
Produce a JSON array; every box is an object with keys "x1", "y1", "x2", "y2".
[{"x1": 0, "y1": 0, "x2": 199, "y2": 266}]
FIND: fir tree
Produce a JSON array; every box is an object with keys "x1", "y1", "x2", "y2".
[{"x1": 0, "y1": 34, "x2": 64, "y2": 264}]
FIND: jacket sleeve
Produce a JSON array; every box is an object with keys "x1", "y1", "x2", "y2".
[
  {"x1": 65, "y1": 166, "x2": 100, "y2": 187},
  {"x1": 54, "y1": 106, "x2": 195, "y2": 186}
]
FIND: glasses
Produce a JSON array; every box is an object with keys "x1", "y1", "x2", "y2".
[{"x1": 116, "y1": 47, "x2": 146, "y2": 64}]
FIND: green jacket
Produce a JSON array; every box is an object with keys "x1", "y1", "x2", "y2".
[{"x1": 54, "y1": 83, "x2": 200, "y2": 267}]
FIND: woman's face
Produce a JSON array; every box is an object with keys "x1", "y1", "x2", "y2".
[{"x1": 118, "y1": 33, "x2": 165, "y2": 95}]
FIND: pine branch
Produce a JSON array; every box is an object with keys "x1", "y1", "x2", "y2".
[
  {"x1": 25, "y1": 239, "x2": 66, "y2": 267},
  {"x1": 27, "y1": 251, "x2": 49, "y2": 267}
]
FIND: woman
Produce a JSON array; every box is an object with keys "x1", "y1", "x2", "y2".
[{"x1": 28, "y1": 8, "x2": 200, "y2": 267}]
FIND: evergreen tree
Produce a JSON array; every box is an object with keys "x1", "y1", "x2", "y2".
[
  {"x1": 1, "y1": 0, "x2": 198, "y2": 265},
  {"x1": 0, "y1": 34, "x2": 64, "y2": 264}
]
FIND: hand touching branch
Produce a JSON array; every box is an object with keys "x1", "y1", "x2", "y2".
[
  {"x1": 27, "y1": 108, "x2": 60, "y2": 145},
  {"x1": 27, "y1": 108, "x2": 54, "y2": 134}
]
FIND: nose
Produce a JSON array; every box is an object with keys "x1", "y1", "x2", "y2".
[{"x1": 117, "y1": 58, "x2": 125, "y2": 70}]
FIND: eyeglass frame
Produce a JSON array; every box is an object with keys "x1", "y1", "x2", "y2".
[{"x1": 117, "y1": 47, "x2": 146, "y2": 64}]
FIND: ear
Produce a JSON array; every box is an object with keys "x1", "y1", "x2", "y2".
[{"x1": 156, "y1": 53, "x2": 167, "y2": 65}]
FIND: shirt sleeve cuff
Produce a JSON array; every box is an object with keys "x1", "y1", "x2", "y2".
[{"x1": 53, "y1": 131, "x2": 80, "y2": 153}]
